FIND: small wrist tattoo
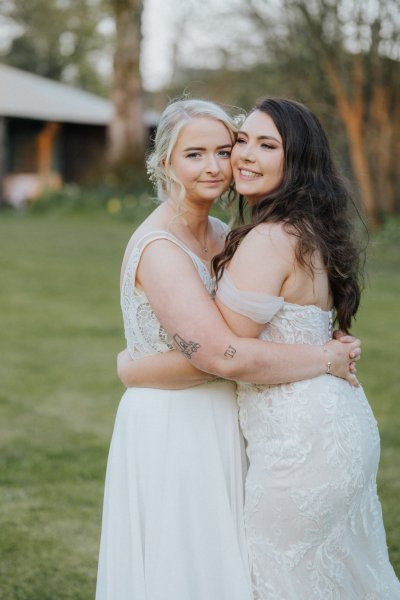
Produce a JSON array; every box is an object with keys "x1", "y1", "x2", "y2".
[
  {"x1": 173, "y1": 334, "x2": 201, "y2": 359},
  {"x1": 224, "y1": 345, "x2": 237, "y2": 359}
]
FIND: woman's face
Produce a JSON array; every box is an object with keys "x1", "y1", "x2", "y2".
[
  {"x1": 169, "y1": 117, "x2": 233, "y2": 204},
  {"x1": 231, "y1": 110, "x2": 284, "y2": 205}
]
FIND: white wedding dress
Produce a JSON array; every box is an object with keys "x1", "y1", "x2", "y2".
[
  {"x1": 234, "y1": 298, "x2": 400, "y2": 599},
  {"x1": 96, "y1": 228, "x2": 252, "y2": 600}
]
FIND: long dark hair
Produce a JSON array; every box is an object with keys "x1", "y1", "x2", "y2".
[{"x1": 212, "y1": 97, "x2": 364, "y2": 332}]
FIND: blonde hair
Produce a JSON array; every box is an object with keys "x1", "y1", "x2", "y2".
[{"x1": 146, "y1": 99, "x2": 238, "y2": 202}]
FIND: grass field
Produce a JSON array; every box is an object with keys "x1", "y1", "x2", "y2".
[{"x1": 0, "y1": 210, "x2": 399, "y2": 599}]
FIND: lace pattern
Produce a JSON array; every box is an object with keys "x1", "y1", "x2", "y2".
[
  {"x1": 120, "y1": 231, "x2": 214, "y2": 359},
  {"x1": 237, "y1": 303, "x2": 400, "y2": 599}
]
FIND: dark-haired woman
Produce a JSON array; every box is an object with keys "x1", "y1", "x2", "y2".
[
  {"x1": 211, "y1": 99, "x2": 400, "y2": 598},
  {"x1": 117, "y1": 98, "x2": 399, "y2": 598}
]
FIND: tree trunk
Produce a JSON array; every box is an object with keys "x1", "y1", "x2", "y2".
[
  {"x1": 325, "y1": 58, "x2": 379, "y2": 228},
  {"x1": 368, "y1": 52, "x2": 400, "y2": 215},
  {"x1": 0, "y1": 117, "x2": 6, "y2": 204},
  {"x1": 108, "y1": 0, "x2": 144, "y2": 170}
]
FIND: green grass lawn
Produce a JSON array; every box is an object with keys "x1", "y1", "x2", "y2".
[{"x1": 0, "y1": 210, "x2": 399, "y2": 598}]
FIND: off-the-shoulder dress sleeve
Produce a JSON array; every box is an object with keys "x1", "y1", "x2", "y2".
[{"x1": 215, "y1": 269, "x2": 284, "y2": 324}]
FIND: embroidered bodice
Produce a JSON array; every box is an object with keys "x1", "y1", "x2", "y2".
[
  {"x1": 259, "y1": 302, "x2": 333, "y2": 345},
  {"x1": 231, "y1": 302, "x2": 398, "y2": 599},
  {"x1": 237, "y1": 302, "x2": 338, "y2": 448},
  {"x1": 120, "y1": 231, "x2": 215, "y2": 359}
]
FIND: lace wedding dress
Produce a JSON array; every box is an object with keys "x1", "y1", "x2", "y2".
[
  {"x1": 235, "y1": 299, "x2": 400, "y2": 599},
  {"x1": 96, "y1": 228, "x2": 252, "y2": 600}
]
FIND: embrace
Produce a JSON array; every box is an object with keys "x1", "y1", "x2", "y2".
[{"x1": 96, "y1": 98, "x2": 400, "y2": 599}]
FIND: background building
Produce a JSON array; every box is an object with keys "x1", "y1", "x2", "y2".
[{"x1": 0, "y1": 64, "x2": 157, "y2": 206}]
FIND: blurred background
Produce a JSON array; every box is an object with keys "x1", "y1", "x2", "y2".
[{"x1": 0, "y1": 0, "x2": 399, "y2": 598}]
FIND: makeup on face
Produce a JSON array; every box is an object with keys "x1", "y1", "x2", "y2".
[
  {"x1": 169, "y1": 118, "x2": 233, "y2": 204},
  {"x1": 231, "y1": 110, "x2": 284, "y2": 204}
]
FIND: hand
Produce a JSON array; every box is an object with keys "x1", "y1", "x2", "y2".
[
  {"x1": 333, "y1": 330, "x2": 361, "y2": 375},
  {"x1": 117, "y1": 348, "x2": 133, "y2": 386},
  {"x1": 323, "y1": 338, "x2": 361, "y2": 387}
]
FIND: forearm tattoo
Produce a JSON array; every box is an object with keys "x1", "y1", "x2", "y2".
[
  {"x1": 173, "y1": 334, "x2": 201, "y2": 359},
  {"x1": 224, "y1": 345, "x2": 237, "y2": 358}
]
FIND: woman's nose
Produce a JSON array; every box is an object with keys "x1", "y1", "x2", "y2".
[
  {"x1": 206, "y1": 155, "x2": 220, "y2": 173},
  {"x1": 238, "y1": 144, "x2": 255, "y2": 162}
]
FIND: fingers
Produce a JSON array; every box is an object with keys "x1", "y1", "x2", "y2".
[
  {"x1": 340, "y1": 335, "x2": 357, "y2": 343},
  {"x1": 349, "y1": 339, "x2": 361, "y2": 360},
  {"x1": 334, "y1": 330, "x2": 360, "y2": 344},
  {"x1": 349, "y1": 339, "x2": 361, "y2": 349},
  {"x1": 350, "y1": 347, "x2": 361, "y2": 358},
  {"x1": 345, "y1": 372, "x2": 360, "y2": 388},
  {"x1": 333, "y1": 329, "x2": 345, "y2": 340}
]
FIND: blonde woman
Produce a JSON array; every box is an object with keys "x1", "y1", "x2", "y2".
[{"x1": 96, "y1": 99, "x2": 360, "y2": 600}]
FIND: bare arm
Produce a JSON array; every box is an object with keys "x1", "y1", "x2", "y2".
[
  {"x1": 135, "y1": 240, "x2": 360, "y2": 386},
  {"x1": 117, "y1": 348, "x2": 216, "y2": 389},
  {"x1": 117, "y1": 334, "x2": 359, "y2": 388}
]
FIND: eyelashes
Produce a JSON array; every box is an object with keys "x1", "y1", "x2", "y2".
[{"x1": 185, "y1": 151, "x2": 231, "y2": 159}]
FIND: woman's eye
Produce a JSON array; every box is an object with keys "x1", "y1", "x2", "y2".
[
  {"x1": 218, "y1": 150, "x2": 231, "y2": 158},
  {"x1": 235, "y1": 138, "x2": 246, "y2": 144},
  {"x1": 186, "y1": 152, "x2": 201, "y2": 158},
  {"x1": 261, "y1": 143, "x2": 274, "y2": 150}
]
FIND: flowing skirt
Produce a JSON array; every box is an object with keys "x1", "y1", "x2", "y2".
[
  {"x1": 96, "y1": 380, "x2": 252, "y2": 600},
  {"x1": 238, "y1": 374, "x2": 400, "y2": 600}
]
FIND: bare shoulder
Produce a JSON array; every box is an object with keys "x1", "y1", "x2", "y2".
[
  {"x1": 247, "y1": 221, "x2": 295, "y2": 244},
  {"x1": 227, "y1": 222, "x2": 294, "y2": 295},
  {"x1": 121, "y1": 205, "x2": 168, "y2": 259},
  {"x1": 120, "y1": 205, "x2": 179, "y2": 283},
  {"x1": 238, "y1": 222, "x2": 296, "y2": 262}
]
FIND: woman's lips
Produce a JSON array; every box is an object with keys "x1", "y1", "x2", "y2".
[{"x1": 238, "y1": 168, "x2": 262, "y2": 179}]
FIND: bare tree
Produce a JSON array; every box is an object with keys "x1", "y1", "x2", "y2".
[
  {"x1": 108, "y1": 0, "x2": 145, "y2": 170},
  {"x1": 244, "y1": 0, "x2": 400, "y2": 227}
]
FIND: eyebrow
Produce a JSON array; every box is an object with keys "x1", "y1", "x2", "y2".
[
  {"x1": 237, "y1": 131, "x2": 281, "y2": 144},
  {"x1": 182, "y1": 144, "x2": 233, "y2": 152}
]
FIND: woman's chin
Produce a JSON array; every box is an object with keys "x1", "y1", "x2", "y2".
[{"x1": 235, "y1": 189, "x2": 258, "y2": 205}]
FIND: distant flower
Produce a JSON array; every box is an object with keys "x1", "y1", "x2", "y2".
[{"x1": 107, "y1": 197, "x2": 122, "y2": 214}]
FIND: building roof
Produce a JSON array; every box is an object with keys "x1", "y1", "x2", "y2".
[
  {"x1": 0, "y1": 63, "x2": 116, "y2": 125},
  {"x1": 0, "y1": 63, "x2": 160, "y2": 128}
]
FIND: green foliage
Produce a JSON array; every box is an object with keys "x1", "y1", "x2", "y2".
[
  {"x1": 352, "y1": 239, "x2": 400, "y2": 571},
  {"x1": 377, "y1": 215, "x2": 400, "y2": 244},
  {"x1": 0, "y1": 211, "x2": 399, "y2": 598},
  {"x1": 26, "y1": 175, "x2": 232, "y2": 224},
  {"x1": 28, "y1": 175, "x2": 154, "y2": 222},
  {"x1": 0, "y1": 0, "x2": 113, "y2": 95}
]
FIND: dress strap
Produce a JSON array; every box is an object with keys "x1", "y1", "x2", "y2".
[
  {"x1": 135, "y1": 230, "x2": 193, "y2": 255},
  {"x1": 121, "y1": 230, "x2": 204, "y2": 292},
  {"x1": 215, "y1": 269, "x2": 284, "y2": 324}
]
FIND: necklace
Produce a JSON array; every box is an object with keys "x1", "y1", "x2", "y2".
[{"x1": 182, "y1": 217, "x2": 209, "y2": 253}]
